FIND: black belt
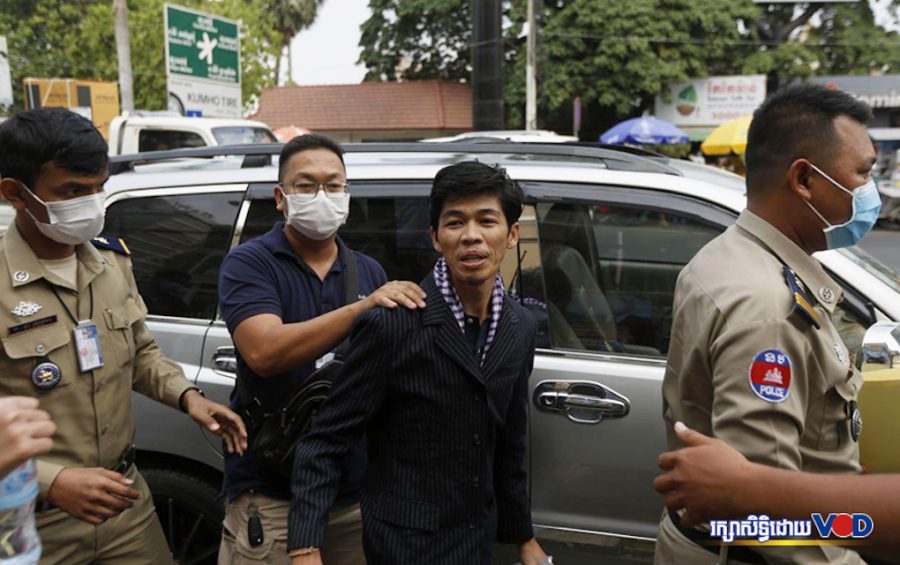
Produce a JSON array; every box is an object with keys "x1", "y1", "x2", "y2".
[{"x1": 668, "y1": 509, "x2": 767, "y2": 565}]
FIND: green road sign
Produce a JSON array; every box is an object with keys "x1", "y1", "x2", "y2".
[
  {"x1": 165, "y1": 3, "x2": 240, "y2": 84},
  {"x1": 165, "y1": 3, "x2": 241, "y2": 117}
]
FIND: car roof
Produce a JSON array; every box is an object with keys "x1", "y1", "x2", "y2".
[
  {"x1": 114, "y1": 116, "x2": 271, "y2": 129},
  {"x1": 105, "y1": 143, "x2": 748, "y2": 214}
]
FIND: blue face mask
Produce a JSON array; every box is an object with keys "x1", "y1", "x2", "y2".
[{"x1": 804, "y1": 163, "x2": 882, "y2": 249}]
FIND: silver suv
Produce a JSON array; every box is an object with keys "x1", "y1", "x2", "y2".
[{"x1": 105, "y1": 143, "x2": 900, "y2": 564}]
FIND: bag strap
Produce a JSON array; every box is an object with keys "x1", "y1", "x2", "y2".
[
  {"x1": 336, "y1": 247, "x2": 359, "y2": 359},
  {"x1": 342, "y1": 246, "x2": 359, "y2": 308}
]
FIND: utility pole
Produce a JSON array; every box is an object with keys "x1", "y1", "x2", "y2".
[
  {"x1": 472, "y1": 0, "x2": 504, "y2": 130},
  {"x1": 113, "y1": 0, "x2": 134, "y2": 112},
  {"x1": 525, "y1": 0, "x2": 537, "y2": 130}
]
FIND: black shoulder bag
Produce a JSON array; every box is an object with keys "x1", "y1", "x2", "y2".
[{"x1": 240, "y1": 250, "x2": 360, "y2": 479}]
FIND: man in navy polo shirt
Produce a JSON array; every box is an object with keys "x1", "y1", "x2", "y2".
[{"x1": 217, "y1": 134, "x2": 426, "y2": 564}]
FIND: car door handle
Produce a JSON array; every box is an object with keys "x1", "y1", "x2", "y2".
[
  {"x1": 560, "y1": 392, "x2": 628, "y2": 416},
  {"x1": 213, "y1": 346, "x2": 237, "y2": 375},
  {"x1": 534, "y1": 381, "x2": 630, "y2": 424}
]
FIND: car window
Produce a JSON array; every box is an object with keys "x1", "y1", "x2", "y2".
[
  {"x1": 212, "y1": 127, "x2": 277, "y2": 145},
  {"x1": 138, "y1": 129, "x2": 206, "y2": 152},
  {"x1": 103, "y1": 191, "x2": 242, "y2": 319},
  {"x1": 524, "y1": 201, "x2": 720, "y2": 356},
  {"x1": 240, "y1": 196, "x2": 439, "y2": 282}
]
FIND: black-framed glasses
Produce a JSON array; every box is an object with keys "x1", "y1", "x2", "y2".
[{"x1": 281, "y1": 180, "x2": 350, "y2": 195}]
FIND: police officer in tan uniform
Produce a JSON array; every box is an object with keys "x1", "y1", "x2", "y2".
[
  {"x1": 0, "y1": 108, "x2": 248, "y2": 564},
  {"x1": 657, "y1": 84, "x2": 881, "y2": 564}
]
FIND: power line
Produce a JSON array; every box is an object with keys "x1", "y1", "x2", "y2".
[{"x1": 540, "y1": 31, "x2": 900, "y2": 48}]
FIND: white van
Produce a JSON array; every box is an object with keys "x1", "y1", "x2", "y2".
[{"x1": 108, "y1": 114, "x2": 276, "y2": 156}]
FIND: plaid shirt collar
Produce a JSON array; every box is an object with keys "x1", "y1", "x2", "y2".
[{"x1": 433, "y1": 257, "x2": 504, "y2": 365}]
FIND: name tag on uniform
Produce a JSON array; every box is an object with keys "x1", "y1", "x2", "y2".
[
  {"x1": 74, "y1": 320, "x2": 103, "y2": 372},
  {"x1": 315, "y1": 351, "x2": 335, "y2": 370}
]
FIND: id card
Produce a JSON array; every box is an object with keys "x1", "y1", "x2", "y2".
[{"x1": 74, "y1": 320, "x2": 103, "y2": 372}]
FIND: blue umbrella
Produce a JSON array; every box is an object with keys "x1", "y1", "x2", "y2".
[{"x1": 599, "y1": 116, "x2": 689, "y2": 145}]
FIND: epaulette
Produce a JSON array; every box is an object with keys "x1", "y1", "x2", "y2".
[
  {"x1": 91, "y1": 236, "x2": 131, "y2": 256},
  {"x1": 782, "y1": 264, "x2": 820, "y2": 329}
]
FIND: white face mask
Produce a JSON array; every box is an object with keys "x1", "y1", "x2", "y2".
[
  {"x1": 280, "y1": 188, "x2": 350, "y2": 240},
  {"x1": 23, "y1": 184, "x2": 106, "y2": 245}
]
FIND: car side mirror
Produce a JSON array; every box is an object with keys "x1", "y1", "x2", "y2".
[{"x1": 862, "y1": 321, "x2": 900, "y2": 368}]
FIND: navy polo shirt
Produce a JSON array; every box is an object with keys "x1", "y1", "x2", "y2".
[{"x1": 218, "y1": 222, "x2": 387, "y2": 503}]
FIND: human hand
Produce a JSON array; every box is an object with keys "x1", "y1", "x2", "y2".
[
  {"x1": 654, "y1": 421, "x2": 754, "y2": 526},
  {"x1": 47, "y1": 467, "x2": 141, "y2": 525},
  {"x1": 364, "y1": 281, "x2": 427, "y2": 310},
  {"x1": 183, "y1": 390, "x2": 248, "y2": 455},
  {"x1": 519, "y1": 538, "x2": 549, "y2": 565},
  {"x1": 290, "y1": 551, "x2": 323, "y2": 565},
  {"x1": 0, "y1": 396, "x2": 55, "y2": 478}
]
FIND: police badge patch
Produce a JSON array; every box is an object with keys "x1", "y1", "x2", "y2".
[
  {"x1": 749, "y1": 349, "x2": 792, "y2": 403},
  {"x1": 32, "y1": 360, "x2": 62, "y2": 390}
]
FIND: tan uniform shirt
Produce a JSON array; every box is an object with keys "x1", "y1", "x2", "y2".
[
  {"x1": 0, "y1": 224, "x2": 193, "y2": 498},
  {"x1": 661, "y1": 210, "x2": 864, "y2": 563}
]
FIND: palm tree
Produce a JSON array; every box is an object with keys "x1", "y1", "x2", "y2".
[{"x1": 267, "y1": 0, "x2": 324, "y2": 85}]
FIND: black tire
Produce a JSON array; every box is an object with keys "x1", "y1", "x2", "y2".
[{"x1": 142, "y1": 468, "x2": 223, "y2": 565}]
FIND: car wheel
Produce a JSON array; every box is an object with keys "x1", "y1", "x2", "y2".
[{"x1": 143, "y1": 467, "x2": 223, "y2": 565}]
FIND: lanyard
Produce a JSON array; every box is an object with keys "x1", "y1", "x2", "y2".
[{"x1": 46, "y1": 282, "x2": 94, "y2": 324}]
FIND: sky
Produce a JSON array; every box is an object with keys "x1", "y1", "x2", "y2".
[
  {"x1": 285, "y1": 0, "x2": 899, "y2": 86},
  {"x1": 288, "y1": 0, "x2": 371, "y2": 86}
]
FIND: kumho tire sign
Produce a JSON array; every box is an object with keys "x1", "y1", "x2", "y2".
[{"x1": 164, "y1": 3, "x2": 241, "y2": 118}]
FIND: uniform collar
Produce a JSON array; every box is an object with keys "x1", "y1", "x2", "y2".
[
  {"x1": 736, "y1": 210, "x2": 842, "y2": 313},
  {"x1": 3, "y1": 222, "x2": 104, "y2": 292}
]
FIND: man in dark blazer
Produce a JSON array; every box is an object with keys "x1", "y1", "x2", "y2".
[{"x1": 287, "y1": 161, "x2": 548, "y2": 565}]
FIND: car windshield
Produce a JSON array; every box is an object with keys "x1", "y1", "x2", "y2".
[
  {"x1": 838, "y1": 246, "x2": 900, "y2": 294},
  {"x1": 212, "y1": 127, "x2": 277, "y2": 145}
]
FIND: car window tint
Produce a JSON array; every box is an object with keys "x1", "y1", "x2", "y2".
[
  {"x1": 502, "y1": 205, "x2": 552, "y2": 348},
  {"x1": 241, "y1": 197, "x2": 438, "y2": 282},
  {"x1": 529, "y1": 201, "x2": 719, "y2": 356},
  {"x1": 103, "y1": 192, "x2": 242, "y2": 319},
  {"x1": 138, "y1": 129, "x2": 206, "y2": 152}
]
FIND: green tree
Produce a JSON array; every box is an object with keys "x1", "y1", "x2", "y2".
[
  {"x1": 358, "y1": 0, "x2": 475, "y2": 81},
  {"x1": 267, "y1": 0, "x2": 324, "y2": 85},
  {"x1": 0, "y1": 0, "x2": 285, "y2": 114},
  {"x1": 359, "y1": 0, "x2": 900, "y2": 137}
]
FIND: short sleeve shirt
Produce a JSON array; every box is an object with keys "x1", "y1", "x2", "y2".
[
  {"x1": 218, "y1": 222, "x2": 387, "y2": 502},
  {"x1": 661, "y1": 210, "x2": 864, "y2": 563}
]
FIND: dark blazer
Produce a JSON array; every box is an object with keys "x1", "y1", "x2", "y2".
[{"x1": 288, "y1": 273, "x2": 537, "y2": 564}]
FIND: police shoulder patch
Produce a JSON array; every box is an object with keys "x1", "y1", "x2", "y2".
[
  {"x1": 782, "y1": 265, "x2": 820, "y2": 329},
  {"x1": 749, "y1": 348, "x2": 792, "y2": 403},
  {"x1": 91, "y1": 236, "x2": 131, "y2": 256}
]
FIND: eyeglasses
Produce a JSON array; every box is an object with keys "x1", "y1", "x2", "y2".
[{"x1": 281, "y1": 180, "x2": 350, "y2": 195}]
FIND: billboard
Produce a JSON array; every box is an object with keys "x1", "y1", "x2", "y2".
[
  {"x1": 23, "y1": 78, "x2": 120, "y2": 138},
  {"x1": 655, "y1": 75, "x2": 766, "y2": 127},
  {"x1": 810, "y1": 75, "x2": 900, "y2": 110},
  {"x1": 164, "y1": 3, "x2": 241, "y2": 118}
]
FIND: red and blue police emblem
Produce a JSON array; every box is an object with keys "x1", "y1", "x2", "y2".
[{"x1": 749, "y1": 349, "x2": 792, "y2": 403}]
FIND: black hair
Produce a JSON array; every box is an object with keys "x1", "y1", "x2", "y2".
[
  {"x1": 429, "y1": 161, "x2": 524, "y2": 231},
  {"x1": 0, "y1": 107, "x2": 109, "y2": 187},
  {"x1": 745, "y1": 83, "x2": 872, "y2": 194},
  {"x1": 278, "y1": 133, "x2": 345, "y2": 183}
]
